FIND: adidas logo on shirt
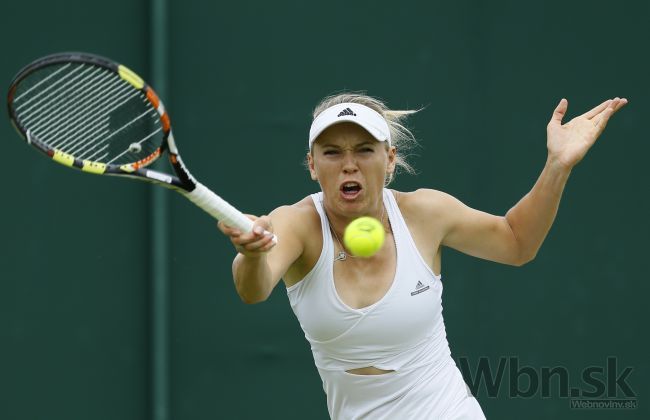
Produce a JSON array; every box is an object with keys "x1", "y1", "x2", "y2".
[
  {"x1": 410, "y1": 280, "x2": 430, "y2": 296},
  {"x1": 337, "y1": 107, "x2": 357, "y2": 117}
]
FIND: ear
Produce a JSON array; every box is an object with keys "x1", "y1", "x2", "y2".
[
  {"x1": 386, "y1": 146, "x2": 397, "y2": 176},
  {"x1": 307, "y1": 152, "x2": 318, "y2": 181}
]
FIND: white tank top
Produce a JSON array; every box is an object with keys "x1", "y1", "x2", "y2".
[{"x1": 286, "y1": 189, "x2": 485, "y2": 419}]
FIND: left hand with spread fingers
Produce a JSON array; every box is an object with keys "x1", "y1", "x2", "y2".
[{"x1": 546, "y1": 97, "x2": 628, "y2": 170}]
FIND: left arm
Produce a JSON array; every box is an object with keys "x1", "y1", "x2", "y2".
[
  {"x1": 441, "y1": 97, "x2": 628, "y2": 265},
  {"x1": 503, "y1": 157, "x2": 571, "y2": 264}
]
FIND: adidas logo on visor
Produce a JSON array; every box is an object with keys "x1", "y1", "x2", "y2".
[
  {"x1": 308, "y1": 102, "x2": 391, "y2": 149},
  {"x1": 337, "y1": 108, "x2": 356, "y2": 117}
]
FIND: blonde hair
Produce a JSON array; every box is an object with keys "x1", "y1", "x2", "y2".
[{"x1": 310, "y1": 92, "x2": 419, "y2": 185}]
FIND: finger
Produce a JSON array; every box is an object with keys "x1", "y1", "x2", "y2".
[
  {"x1": 221, "y1": 214, "x2": 260, "y2": 236},
  {"x1": 252, "y1": 215, "x2": 276, "y2": 242},
  {"x1": 259, "y1": 238, "x2": 277, "y2": 252},
  {"x1": 594, "y1": 97, "x2": 629, "y2": 128},
  {"x1": 217, "y1": 220, "x2": 242, "y2": 237},
  {"x1": 590, "y1": 97, "x2": 629, "y2": 122},
  {"x1": 594, "y1": 102, "x2": 617, "y2": 130},
  {"x1": 614, "y1": 97, "x2": 628, "y2": 112},
  {"x1": 237, "y1": 233, "x2": 275, "y2": 252},
  {"x1": 591, "y1": 98, "x2": 618, "y2": 122},
  {"x1": 236, "y1": 238, "x2": 276, "y2": 255},
  {"x1": 549, "y1": 98, "x2": 568, "y2": 126},
  {"x1": 233, "y1": 227, "x2": 267, "y2": 245},
  {"x1": 256, "y1": 234, "x2": 278, "y2": 252},
  {"x1": 243, "y1": 214, "x2": 258, "y2": 221},
  {"x1": 582, "y1": 99, "x2": 613, "y2": 120},
  {"x1": 608, "y1": 97, "x2": 625, "y2": 115},
  {"x1": 253, "y1": 215, "x2": 273, "y2": 232},
  {"x1": 252, "y1": 224, "x2": 268, "y2": 236}
]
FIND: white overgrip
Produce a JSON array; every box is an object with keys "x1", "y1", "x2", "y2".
[{"x1": 184, "y1": 183, "x2": 277, "y2": 243}]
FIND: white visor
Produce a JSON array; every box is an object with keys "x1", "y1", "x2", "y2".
[{"x1": 308, "y1": 103, "x2": 391, "y2": 148}]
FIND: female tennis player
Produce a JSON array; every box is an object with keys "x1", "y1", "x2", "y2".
[{"x1": 218, "y1": 93, "x2": 627, "y2": 419}]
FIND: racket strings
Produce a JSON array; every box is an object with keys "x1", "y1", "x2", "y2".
[
  {"x1": 15, "y1": 64, "x2": 88, "y2": 114},
  {"x1": 13, "y1": 63, "x2": 72, "y2": 104},
  {"x1": 23, "y1": 68, "x2": 110, "y2": 134},
  {"x1": 18, "y1": 66, "x2": 107, "y2": 132},
  {"x1": 77, "y1": 108, "x2": 158, "y2": 162},
  {"x1": 12, "y1": 62, "x2": 163, "y2": 166},
  {"x1": 28, "y1": 69, "x2": 120, "y2": 133},
  {"x1": 51, "y1": 85, "x2": 138, "y2": 153},
  {"x1": 30, "y1": 72, "x2": 131, "y2": 146},
  {"x1": 30, "y1": 71, "x2": 124, "y2": 145},
  {"x1": 106, "y1": 126, "x2": 162, "y2": 164}
]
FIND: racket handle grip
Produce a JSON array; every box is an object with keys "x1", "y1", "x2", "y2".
[{"x1": 184, "y1": 183, "x2": 277, "y2": 244}]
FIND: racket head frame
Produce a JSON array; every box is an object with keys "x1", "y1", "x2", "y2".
[
  {"x1": 7, "y1": 52, "x2": 196, "y2": 192},
  {"x1": 7, "y1": 52, "x2": 264, "y2": 237}
]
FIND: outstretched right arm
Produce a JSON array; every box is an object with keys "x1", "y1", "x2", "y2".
[{"x1": 218, "y1": 205, "x2": 306, "y2": 304}]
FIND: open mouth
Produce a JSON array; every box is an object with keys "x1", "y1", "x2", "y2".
[{"x1": 340, "y1": 181, "x2": 362, "y2": 199}]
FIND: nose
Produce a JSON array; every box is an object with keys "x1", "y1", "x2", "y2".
[{"x1": 341, "y1": 151, "x2": 358, "y2": 174}]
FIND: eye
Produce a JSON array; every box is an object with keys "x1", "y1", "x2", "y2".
[
  {"x1": 323, "y1": 150, "x2": 339, "y2": 155},
  {"x1": 359, "y1": 147, "x2": 374, "y2": 153}
]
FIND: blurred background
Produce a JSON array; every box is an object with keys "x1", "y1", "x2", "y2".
[{"x1": 1, "y1": 0, "x2": 648, "y2": 419}]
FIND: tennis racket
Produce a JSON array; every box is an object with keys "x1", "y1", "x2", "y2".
[{"x1": 7, "y1": 52, "x2": 273, "y2": 240}]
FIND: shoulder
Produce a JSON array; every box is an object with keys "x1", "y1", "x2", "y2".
[
  {"x1": 269, "y1": 195, "x2": 323, "y2": 286},
  {"x1": 392, "y1": 188, "x2": 465, "y2": 239},
  {"x1": 269, "y1": 195, "x2": 321, "y2": 244},
  {"x1": 270, "y1": 196, "x2": 319, "y2": 225},
  {"x1": 394, "y1": 188, "x2": 460, "y2": 218}
]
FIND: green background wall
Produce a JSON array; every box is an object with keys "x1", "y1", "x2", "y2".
[{"x1": 1, "y1": 1, "x2": 647, "y2": 419}]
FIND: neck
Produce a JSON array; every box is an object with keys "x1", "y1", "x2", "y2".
[
  {"x1": 323, "y1": 195, "x2": 386, "y2": 238},
  {"x1": 321, "y1": 193, "x2": 388, "y2": 260}
]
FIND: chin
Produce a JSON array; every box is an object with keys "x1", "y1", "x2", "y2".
[{"x1": 336, "y1": 195, "x2": 370, "y2": 215}]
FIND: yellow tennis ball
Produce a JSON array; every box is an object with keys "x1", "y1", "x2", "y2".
[{"x1": 343, "y1": 216, "x2": 385, "y2": 257}]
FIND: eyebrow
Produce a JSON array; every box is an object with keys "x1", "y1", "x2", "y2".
[{"x1": 319, "y1": 141, "x2": 376, "y2": 148}]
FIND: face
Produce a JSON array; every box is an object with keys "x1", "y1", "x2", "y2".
[{"x1": 308, "y1": 122, "x2": 396, "y2": 218}]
